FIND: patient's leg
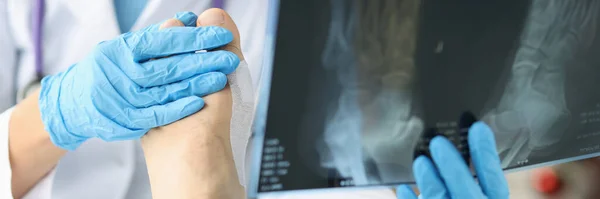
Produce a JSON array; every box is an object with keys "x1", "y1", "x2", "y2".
[{"x1": 483, "y1": 0, "x2": 599, "y2": 167}]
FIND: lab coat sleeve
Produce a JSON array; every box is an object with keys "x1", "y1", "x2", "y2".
[
  {"x1": 21, "y1": 168, "x2": 56, "y2": 199},
  {"x1": 0, "y1": 1, "x2": 57, "y2": 197},
  {"x1": 0, "y1": 108, "x2": 58, "y2": 199},
  {"x1": 0, "y1": 0, "x2": 17, "y2": 112}
]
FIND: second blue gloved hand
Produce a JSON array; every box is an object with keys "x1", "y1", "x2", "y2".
[
  {"x1": 39, "y1": 12, "x2": 240, "y2": 150},
  {"x1": 397, "y1": 122, "x2": 509, "y2": 199}
]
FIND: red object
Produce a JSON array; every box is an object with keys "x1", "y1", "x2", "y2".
[{"x1": 532, "y1": 167, "x2": 561, "y2": 194}]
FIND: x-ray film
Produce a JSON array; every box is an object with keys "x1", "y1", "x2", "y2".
[{"x1": 250, "y1": 0, "x2": 600, "y2": 196}]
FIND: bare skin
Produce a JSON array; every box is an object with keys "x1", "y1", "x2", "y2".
[
  {"x1": 9, "y1": 90, "x2": 66, "y2": 198},
  {"x1": 141, "y1": 9, "x2": 246, "y2": 199}
]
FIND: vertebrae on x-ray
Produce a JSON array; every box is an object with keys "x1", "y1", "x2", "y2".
[{"x1": 319, "y1": 0, "x2": 599, "y2": 185}]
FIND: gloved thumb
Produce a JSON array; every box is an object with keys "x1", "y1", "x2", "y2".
[{"x1": 197, "y1": 8, "x2": 245, "y2": 61}]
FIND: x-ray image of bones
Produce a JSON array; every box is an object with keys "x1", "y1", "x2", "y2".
[
  {"x1": 482, "y1": 0, "x2": 599, "y2": 168},
  {"x1": 319, "y1": 0, "x2": 423, "y2": 185}
]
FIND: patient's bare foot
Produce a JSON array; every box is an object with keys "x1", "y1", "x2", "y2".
[{"x1": 142, "y1": 9, "x2": 246, "y2": 199}]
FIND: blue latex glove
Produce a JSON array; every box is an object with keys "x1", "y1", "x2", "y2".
[
  {"x1": 39, "y1": 12, "x2": 240, "y2": 150},
  {"x1": 397, "y1": 122, "x2": 509, "y2": 199}
]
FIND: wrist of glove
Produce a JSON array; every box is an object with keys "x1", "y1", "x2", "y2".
[{"x1": 39, "y1": 12, "x2": 240, "y2": 150}]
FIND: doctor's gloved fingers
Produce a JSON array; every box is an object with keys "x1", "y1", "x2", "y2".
[
  {"x1": 429, "y1": 136, "x2": 486, "y2": 198},
  {"x1": 413, "y1": 156, "x2": 451, "y2": 199},
  {"x1": 130, "y1": 72, "x2": 227, "y2": 107},
  {"x1": 93, "y1": 123, "x2": 149, "y2": 142},
  {"x1": 159, "y1": 19, "x2": 185, "y2": 30},
  {"x1": 468, "y1": 122, "x2": 510, "y2": 199},
  {"x1": 396, "y1": 185, "x2": 418, "y2": 199},
  {"x1": 127, "y1": 26, "x2": 234, "y2": 62},
  {"x1": 142, "y1": 19, "x2": 180, "y2": 32},
  {"x1": 118, "y1": 96, "x2": 205, "y2": 129},
  {"x1": 132, "y1": 50, "x2": 239, "y2": 87},
  {"x1": 142, "y1": 12, "x2": 198, "y2": 32},
  {"x1": 174, "y1": 12, "x2": 199, "y2": 26},
  {"x1": 158, "y1": 12, "x2": 199, "y2": 30}
]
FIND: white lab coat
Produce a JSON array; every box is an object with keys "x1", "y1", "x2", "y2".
[{"x1": 0, "y1": 0, "x2": 398, "y2": 198}]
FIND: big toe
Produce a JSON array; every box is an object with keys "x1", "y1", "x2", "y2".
[{"x1": 197, "y1": 8, "x2": 244, "y2": 61}]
